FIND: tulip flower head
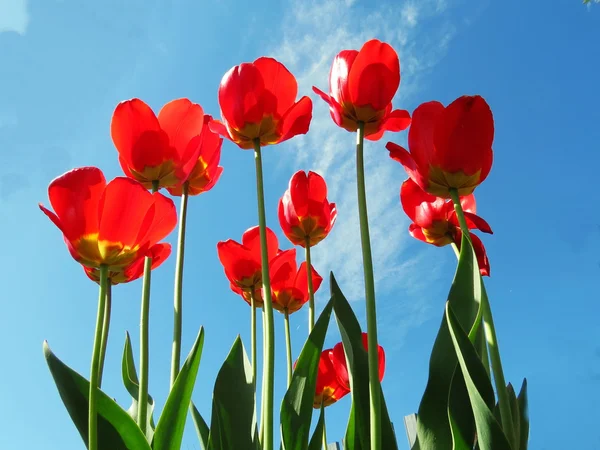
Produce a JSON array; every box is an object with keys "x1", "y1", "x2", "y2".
[
  {"x1": 269, "y1": 250, "x2": 323, "y2": 314},
  {"x1": 387, "y1": 95, "x2": 494, "y2": 198},
  {"x1": 400, "y1": 178, "x2": 493, "y2": 276},
  {"x1": 331, "y1": 332, "x2": 385, "y2": 391},
  {"x1": 84, "y1": 243, "x2": 171, "y2": 285},
  {"x1": 210, "y1": 57, "x2": 313, "y2": 149},
  {"x1": 278, "y1": 171, "x2": 337, "y2": 247},
  {"x1": 167, "y1": 114, "x2": 224, "y2": 196},
  {"x1": 217, "y1": 226, "x2": 281, "y2": 307},
  {"x1": 313, "y1": 39, "x2": 411, "y2": 141},
  {"x1": 39, "y1": 167, "x2": 177, "y2": 270},
  {"x1": 111, "y1": 98, "x2": 205, "y2": 190},
  {"x1": 312, "y1": 349, "x2": 351, "y2": 408}
]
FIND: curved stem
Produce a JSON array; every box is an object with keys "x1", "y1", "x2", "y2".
[
  {"x1": 355, "y1": 122, "x2": 381, "y2": 450},
  {"x1": 449, "y1": 189, "x2": 515, "y2": 446},
  {"x1": 89, "y1": 265, "x2": 108, "y2": 450},
  {"x1": 170, "y1": 182, "x2": 189, "y2": 388},
  {"x1": 250, "y1": 291, "x2": 257, "y2": 387},
  {"x1": 284, "y1": 309, "x2": 293, "y2": 387},
  {"x1": 137, "y1": 181, "x2": 159, "y2": 434},
  {"x1": 305, "y1": 238, "x2": 316, "y2": 333},
  {"x1": 97, "y1": 282, "x2": 112, "y2": 388},
  {"x1": 253, "y1": 139, "x2": 275, "y2": 450}
]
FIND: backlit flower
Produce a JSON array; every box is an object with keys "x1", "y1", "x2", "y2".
[
  {"x1": 331, "y1": 332, "x2": 385, "y2": 391},
  {"x1": 312, "y1": 349, "x2": 350, "y2": 408}
]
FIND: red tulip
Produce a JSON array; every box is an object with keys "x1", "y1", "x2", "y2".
[
  {"x1": 312, "y1": 349, "x2": 350, "y2": 408},
  {"x1": 331, "y1": 333, "x2": 385, "y2": 391},
  {"x1": 270, "y1": 249, "x2": 323, "y2": 314},
  {"x1": 210, "y1": 57, "x2": 313, "y2": 149},
  {"x1": 111, "y1": 98, "x2": 205, "y2": 189},
  {"x1": 84, "y1": 243, "x2": 171, "y2": 285},
  {"x1": 400, "y1": 178, "x2": 492, "y2": 276},
  {"x1": 167, "y1": 115, "x2": 224, "y2": 196},
  {"x1": 278, "y1": 171, "x2": 337, "y2": 247},
  {"x1": 312, "y1": 39, "x2": 411, "y2": 141},
  {"x1": 217, "y1": 226, "x2": 280, "y2": 307},
  {"x1": 40, "y1": 167, "x2": 177, "y2": 270},
  {"x1": 387, "y1": 95, "x2": 494, "y2": 198}
]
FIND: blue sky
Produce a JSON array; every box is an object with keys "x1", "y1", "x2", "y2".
[{"x1": 1, "y1": 0, "x2": 599, "y2": 449}]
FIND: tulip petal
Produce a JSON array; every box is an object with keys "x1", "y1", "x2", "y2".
[
  {"x1": 460, "y1": 193, "x2": 477, "y2": 214},
  {"x1": 217, "y1": 240, "x2": 260, "y2": 286},
  {"x1": 269, "y1": 249, "x2": 297, "y2": 290},
  {"x1": 208, "y1": 118, "x2": 232, "y2": 141},
  {"x1": 400, "y1": 178, "x2": 446, "y2": 227},
  {"x1": 312, "y1": 86, "x2": 345, "y2": 128},
  {"x1": 408, "y1": 223, "x2": 428, "y2": 243},
  {"x1": 98, "y1": 177, "x2": 155, "y2": 249},
  {"x1": 295, "y1": 262, "x2": 323, "y2": 300},
  {"x1": 123, "y1": 243, "x2": 172, "y2": 282},
  {"x1": 360, "y1": 333, "x2": 386, "y2": 382},
  {"x1": 242, "y1": 226, "x2": 279, "y2": 263},
  {"x1": 277, "y1": 96, "x2": 312, "y2": 144},
  {"x1": 387, "y1": 142, "x2": 430, "y2": 193},
  {"x1": 463, "y1": 211, "x2": 493, "y2": 234},
  {"x1": 408, "y1": 100, "x2": 445, "y2": 170},
  {"x1": 329, "y1": 49, "x2": 358, "y2": 106},
  {"x1": 348, "y1": 39, "x2": 400, "y2": 110},
  {"x1": 140, "y1": 192, "x2": 177, "y2": 247},
  {"x1": 218, "y1": 63, "x2": 265, "y2": 130},
  {"x1": 46, "y1": 167, "x2": 106, "y2": 241},
  {"x1": 254, "y1": 57, "x2": 298, "y2": 116},
  {"x1": 470, "y1": 233, "x2": 490, "y2": 276}
]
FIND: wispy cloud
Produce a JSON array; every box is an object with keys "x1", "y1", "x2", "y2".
[
  {"x1": 0, "y1": 0, "x2": 29, "y2": 35},
  {"x1": 271, "y1": 0, "x2": 461, "y2": 341}
]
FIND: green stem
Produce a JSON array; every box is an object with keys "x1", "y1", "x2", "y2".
[
  {"x1": 259, "y1": 307, "x2": 265, "y2": 447},
  {"x1": 170, "y1": 182, "x2": 189, "y2": 388},
  {"x1": 284, "y1": 309, "x2": 293, "y2": 387},
  {"x1": 98, "y1": 282, "x2": 112, "y2": 388},
  {"x1": 355, "y1": 122, "x2": 382, "y2": 450},
  {"x1": 138, "y1": 180, "x2": 159, "y2": 433},
  {"x1": 305, "y1": 238, "x2": 316, "y2": 333},
  {"x1": 89, "y1": 265, "x2": 108, "y2": 450},
  {"x1": 253, "y1": 139, "x2": 275, "y2": 450},
  {"x1": 250, "y1": 291, "x2": 257, "y2": 387},
  {"x1": 322, "y1": 408, "x2": 328, "y2": 450},
  {"x1": 449, "y1": 189, "x2": 515, "y2": 446}
]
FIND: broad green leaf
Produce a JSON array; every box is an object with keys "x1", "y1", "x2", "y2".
[
  {"x1": 330, "y1": 273, "x2": 398, "y2": 450},
  {"x1": 43, "y1": 341, "x2": 150, "y2": 450},
  {"x1": 517, "y1": 379, "x2": 529, "y2": 450},
  {"x1": 507, "y1": 383, "x2": 521, "y2": 447},
  {"x1": 280, "y1": 297, "x2": 333, "y2": 450},
  {"x1": 445, "y1": 304, "x2": 512, "y2": 449},
  {"x1": 207, "y1": 336, "x2": 258, "y2": 450},
  {"x1": 191, "y1": 402, "x2": 210, "y2": 450},
  {"x1": 414, "y1": 232, "x2": 482, "y2": 450},
  {"x1": 308, "y1": 406, "x2": 325, "y2": 450},
  {"x1": 153, "y1": 327, "x2": 204, "y2": 450},
  {"x1": 121, "y1": 332, "x2": 155, "y2": 442}
]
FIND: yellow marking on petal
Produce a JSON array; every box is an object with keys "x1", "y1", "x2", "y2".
[{"x1": 427, "y1": 165, "x2": 482, "y2": 198}]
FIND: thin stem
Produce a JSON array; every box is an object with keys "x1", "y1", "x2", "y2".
[
  {"x1": 355, "y1": 122, "x2": 382, "y2": 450},
  {"x1": 138, "y1": 181, "x2": 159, "y2": 433},
  {"x1": 253, "y1": 139, "x2": 275, "y2": 450},
  {"x1": 322, "y1": 409, "x2": 328, "y2": 450},
  {"x1": 305, "y1": 238, "x2": 316, "y2": 333},
  {"x1": 259, "y1": 307, "x2": 265, "y2": 447},
  {"x1": 170, "y1": 182, "x2": 189, "y2": 388},
  {"x1": 284, "y1": 309, "x2": 293, "y2": 387},
  {"x1": 98, "y1": 282, "x2": 112, "y2": 388},
  {"x1": 89, "y1": 265, "x2": 108, "y2": 450},
  {"x1": 250, "y1": 291, "x2": 258, "y2": 387},
  {"x1": 449, "y1": 188, "x2": 515, "y2": 446}
]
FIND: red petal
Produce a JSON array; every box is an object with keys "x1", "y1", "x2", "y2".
[
  {"x1": 289, "y1": 171, "x2": 309, "y2": 217},
  {"x1": 433, "y1": 95, "x2": 494, "y2": 175},
  {"x1": 242, "y1": 226, "x2": 279, "y2": 263},
  {"x1": 348, "y1": 39, "x2": 399, "y2": 110},
  {"x1": 400, "y1": 178, "x2": 446, "y2": 226},
  {"x1": 409, "y1": 101, "x2": 445, "y2": 170},
  {"x1": 140, "y1": 192, "x2": 177, "y2": 247},
  {"x1": 218, "y1": 63, "x2": 265, "y2": 130},
  {"x1": 277, "y1": 96, "x2": 312, "y2": 144},
  {"x1": 386, "y1": 141, "x2": 429, "y2": 192},
  {"x1": 382, "y1": 108, "x2": 411, "y2": 132},
  {"x1": 46, "y1": 167, "x2": 106, "y2": 240},
  {"x1": 157, "y1": 98, "x2": 205, "y2": 181},
  {"x1": 294, "y1": 262, "x2": 323, "y2": 300},
  {"x1": 312, "y1": 86, "x2": 345, "y2": 128},
  {"x1": 123, "y1": 243, "x2": 172, "y2": 282},
  {"x1": 97, "y1": 177, "x2": 155, "y2": 249},
  {"x1": 330, "y1": 343, "x2": 350, "y2": 389},
  {"x1": 208, "y1": 119, "x2": 232, "y2": 141},
  {"x1": 460, "y1": 193, "x2": 477, "y2": 214},
  {"x1": 360, "y1": 332, "x2": 385, "y2": 381},
  {"x1": 253, "y1": 57, "x2": 298, "y2": 116},
  {"x1": 408, "y1": 223, "x2": 428, "y2": 243},
  {"x1": 463, "y1": 211, "x2": 493, "y2": 234},
  {"x1": 111, "y1": 99, "x2": 171, "y2": 172},
  {"x1": 328, "y1": 49, "x2": 358, "y2": 106},
  {"x1": 217, "y1": 239, "x2": 258, "y2": 284},
  {"x1": 470, "y1": 233, "x2": 491, "y2": 276},
  {"x1": 269, "y1": 249, "x2": 297, "y2": 290}
]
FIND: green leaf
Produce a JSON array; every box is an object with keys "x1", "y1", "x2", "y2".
[
  {"x1": 191, "y1": 402, "x2": 210, "y2": 450},
  {"x1": 43, "y1": 341, "x2": 150, "y2": 450},
  {"x1": 330, "y1": 273, "x2": 398, "y2": 450},
  {"x1": 413, "y1": 232, "x2": 483, "y2": 450},
  {"x1": 207, "y1": 336, "x2": 258, "y2": 450},
  {"x1": 517, "y1": 379, "x2": 529, "y2": 450},
  {"x1": 153, "y1": 327, "x2": 205, "y2": 450},
  {"x1": 507, "y1": 383, "x2": 521, "y2": 447},
  {"x1": 308, "y1": 406, "x2": 325, "y2": 450},
  {"x1": 280, "y1": 297, "x2": 333, "y2": 450},
  {"x1": 445, "y1": 304, "x2": 512, "y2": 450},
  {"x1": 121, "y1": 332, "x2": 155, "y2": 442}
]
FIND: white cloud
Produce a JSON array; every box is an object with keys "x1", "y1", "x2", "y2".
[
  {"x1": 0, "y1": 0, "x2": 29, "y2": 35},
  {"x1": 271, "y1": 0, "x2": 460, "y2": 341}
]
